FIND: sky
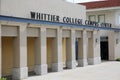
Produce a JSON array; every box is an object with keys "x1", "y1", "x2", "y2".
[{"x1": 66, "y1": 0, "x2": 101, "y2": 3}]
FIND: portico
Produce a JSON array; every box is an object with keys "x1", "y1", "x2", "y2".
[{"x1": 0, "y1": 16, "x2": 103, "y2": 79}]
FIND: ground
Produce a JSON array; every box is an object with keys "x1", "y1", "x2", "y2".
[{"x1": 24, "y1": 61, "x2": 120, "y2": 80}]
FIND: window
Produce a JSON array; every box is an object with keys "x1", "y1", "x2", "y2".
[
  {"x1": 98, "y1": 15, "x2": 105, "y2": 23},
  {"x1": 88, "y1": 15, "x2": 96, "y2": 21}
]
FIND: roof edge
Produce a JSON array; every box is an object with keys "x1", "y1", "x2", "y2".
[{"x1": 86, "y1": 6, "x2": 120, "y2": 12}]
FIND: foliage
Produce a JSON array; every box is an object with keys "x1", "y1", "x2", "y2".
[
  {"x1": 0, "y1": 78, "x2": 7, "y2": 80},
  {"x1": 116, "y1": 58, "x2": 120, "y2": 61}
]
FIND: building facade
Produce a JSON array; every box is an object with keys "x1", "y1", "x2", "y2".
[
  {"x1": 80, "y1": 0, "x2": 120, "y2": 61},
  {"x1": 0, "y1": 0, "x2": 119, "y2": 80}
]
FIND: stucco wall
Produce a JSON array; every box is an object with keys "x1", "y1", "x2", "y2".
[
  {"x1": 62, "y1": 38, "x2": 66, "y2": 67},
  {"x1": 2, "y1": 37, "x2": 13, "y2": 76},
  {"x1": 87, "y1": 10, "x2": 116, "y2": 26},
  {"x1": 0, "y1": 0, "x2": 86, "y2": 22},
  {"x1": 47, "y1": 38, "x2": 53, "y2": 69},
  {"x1": 115, "y1": 32, "x2": 120, "y2": 59},
  {"x1": 115, "y1": 10, "x2": 120, "y2": 27},
  {"x1": 87, "y1": 10, "x2": 116, "y2": 37},
  {"x1": 27, "y1": 37, "x2": 35, "y2": 72},
  {"x1": 47, "y1": 38, "x2": 67, "y2": 68},
  {"x1": 0, "y1": 0, "x2": 1, "y2": 13}
]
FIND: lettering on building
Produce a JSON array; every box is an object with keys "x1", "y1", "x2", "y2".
[{"x1": 30, "y1": 11, "x2": 112, "y2": 28}]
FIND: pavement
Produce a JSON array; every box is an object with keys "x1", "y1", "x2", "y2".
[{"x1": 23, "y1": 61, "x2": 120, "y2": 80}]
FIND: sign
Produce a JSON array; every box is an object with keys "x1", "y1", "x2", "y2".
[{"x1": 30, "y1": 12, "x2": 112, "y2": 28}]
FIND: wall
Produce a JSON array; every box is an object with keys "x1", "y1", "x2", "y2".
[
  {"x1": 47, "y1": 37, "x2": 67, "y2": 68},
  {"x1": 87, "y1": 10, "x2": 116, "y2": 37},
  {"x1": 27, "y1": 37, "x2": 35, "y2": 72},
  {"x1": 2, "y1": 35, "x2": 67, "y2": 75},
  {"x1": 47, "y1": 38, "x2": 53, "y2": 69},
  {"x1": 0, "y1": 0, "x2": 86, "y2": 22},
  {"x1": 62, "y1": 38, "x2": 66, "y2": 67},
  {"x1": 2, "y1": 37, "x2": 13, "y2": 76},
  {"x1": 0, "y1": 0, "x2": 1, "y2": 13},
  {"x1": 2, "y1": 37, "x2": 36, "y2": 75},
  {"x1": 87, "y1": 9, "x2": 120, "y2": 60},
  {"x1": 87, "y1": 10, "x2": 116, "y2": 26},
  {"x1": 115, "y1": 32, "x2": 120, "y2": 59},
  {"x1": 115, "y1": 10, "x2": 120, "y2": 27},
  {"x1": 108, "y1": 31, "x2": 120, "y2": 60}
]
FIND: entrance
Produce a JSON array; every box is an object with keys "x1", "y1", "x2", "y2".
[
  {"x1": 100, "y1": 41, "x2": 109, "y2": 60},
  {"x1": 75, "y1": 38, "x2": 78, "y2": 61}
]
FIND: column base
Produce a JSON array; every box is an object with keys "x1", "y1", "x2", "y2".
[
  {"x1": 12, "y1": 67, "x2": 28, "y2": 80},
  {"x1": 34, "y1": 64, "x2": 47, "y2": 75},
  {"x1": 52, "y1": 62, "x2": 63, "y2": 72},
  {"x1": 88, "y1": 57, "x2": 101, "y2": 65},
  {"x1": 66, "y1": 60, "x2": 76, "y2": 69},
  {"x1": 78, "y1": 59, "x2": 88, "y2": 67}
]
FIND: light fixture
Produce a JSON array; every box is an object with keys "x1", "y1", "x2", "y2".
[
  {"x1": 96, "y1": 38, "x2": 98, "y2": 43},
  {"x1": 116, "y1": 38, "x2": 119, "y2": 44}
]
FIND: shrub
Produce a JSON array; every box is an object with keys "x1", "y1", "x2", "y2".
[
  {"x1": 116, "y1": 58, "x2": 120, "y2": 61},
  {"x1": 0, "y1": 78, "x2": 7, "y2": 80}
]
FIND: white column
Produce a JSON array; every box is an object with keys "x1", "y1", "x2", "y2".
[
  {"x1": 13, "y1": 24, "x2": 28, "y2": 80},
  {"x1": 88, "y1": 30, "x2": 101, "y2": 65},
  {"x1": 52, "y1": 28, "x2": 63, "y2": 72},
  {"x1": 34, "y1": 27, "x2": 47, "y2": 75},
  {"x1": 114, "y1": 31, "x2": 120, "y2": 60},
  {"x1": 108, "y1": 31, "x2": 120, "y2": 60},
  {"x1": 108, "y1": 31, "x2": 115, "y2": 60},
  {"x1": 0, "y1": 24, "x2": 1, "y2": 78},
  {"x1": 66, "y1": 29, "x2": 76, "y2": 69},
  {"x1": 78, "y1": 30, "x2": 88, "y2": 67}
]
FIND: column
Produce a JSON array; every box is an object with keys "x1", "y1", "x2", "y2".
[
  {"x1": 108, "y1": 31, "x2": 120, "y2": 60},
  {"x1": 108, "y1": 31, "x2": 115, "y2": 60},
  {"x1": 0, "y1": 24, "x2": 1, "y2": 78},
  {"x1": 52, "y1": 28, "x2": 63, "y2": 72},
  {"x1": 114, "y1": 31, "x2": 120, "y2": 60},
  {"x1": 13, "y1": 24, "x2": 28, "y2": 80},
  {"x1": 66, "y1": 29, "x2": 76, "y2": 69},
  {"x1": 78, "y1": 30, "x2": 88, "y2": 67},
  {"x1": 34, "y1": 27, "x2": 47, "y2": 75},
  {"x1": 88, "y1": 30, "x2": 101, "y2": 65}
]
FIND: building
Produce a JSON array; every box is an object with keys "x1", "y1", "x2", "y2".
[
  {"x1": 80, "y1": 0, "x2": 120, "y2": 61},
  {"x1": 0, "y1": 0, "x2": 119, "y2": 80}
]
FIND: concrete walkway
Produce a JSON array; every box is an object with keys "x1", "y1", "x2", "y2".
[{"x1": 24, "y1": 61, "x2": 120, "y2": 80}]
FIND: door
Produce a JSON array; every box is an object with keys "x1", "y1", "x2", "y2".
[{"x1": 100, "y1": 41, "x2": 109, "y2": 60}]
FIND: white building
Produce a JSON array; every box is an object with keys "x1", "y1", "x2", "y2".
[
  {"x1": 80, "y1": 0, "x2": 120, "y2": 61},
  {"x1": 0, "y1": 0, "x2": 119, "y2": 80}
]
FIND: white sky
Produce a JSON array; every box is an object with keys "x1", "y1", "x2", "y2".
[{"x1": 66, "y1": 0, "x2": 101, "y2": 3}]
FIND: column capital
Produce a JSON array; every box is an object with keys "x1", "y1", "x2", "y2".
[
  {"x1": 40, "y1": 27, "x2": 46, "y2": 31},
  {"x1": 93, "y1": 30, "x2": 98, "y2": 35},
  {"x1": 82, "y1": 30, "x2": 87, "y2": 36}
]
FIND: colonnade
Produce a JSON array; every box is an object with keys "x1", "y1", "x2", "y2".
[{"x1": 0, "y1": 23, "x2": 101, "y2": 80}]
